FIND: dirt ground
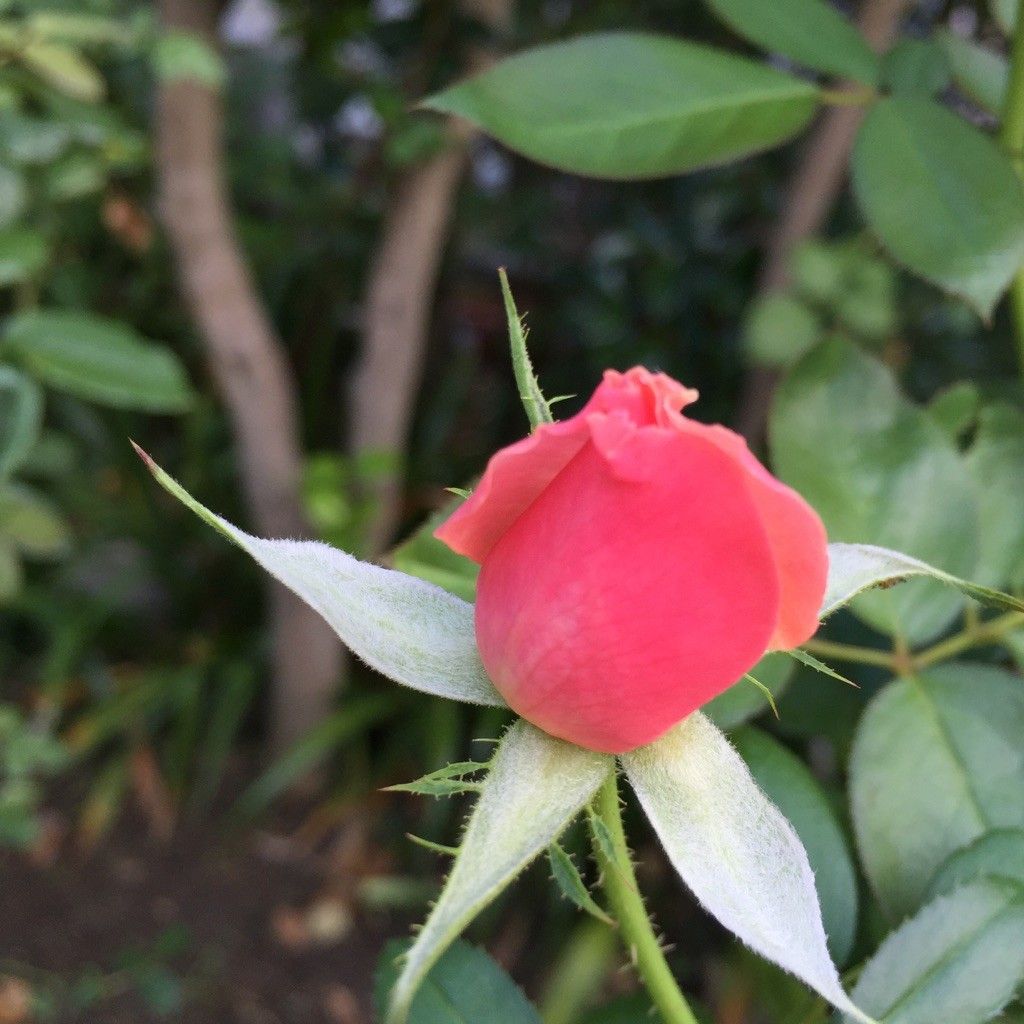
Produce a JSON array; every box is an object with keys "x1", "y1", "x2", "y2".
[{"x1": 0, "y1": 810, "x2": 397, "y2": 1024}]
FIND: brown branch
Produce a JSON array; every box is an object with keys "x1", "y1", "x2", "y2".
[
  {"x1": 349, "y1": 0, "x2": 513, "y2": 556},
  {"x1": 155, "y1": 0, "x2": 341, "y2": 754},
  {"x1": 349, "y1": 137, "x2": 471, "y2": 555},
  {"x1": 736, "y1": 0, "x2": 916, "y2": 444}
]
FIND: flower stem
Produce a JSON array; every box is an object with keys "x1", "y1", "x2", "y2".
[
  {"x1": 1001, "y1": 8, "x2": 1024, "y2": 370},
  {"x1": 801, "y1": 638, "x2": 897, "y2": 670},
  {"x1": 912, "y1": 610, "x2": 1024, "y2": 670},
  {"x1": 591, "y1": 773, "x2": 699, "y2": 1024}
]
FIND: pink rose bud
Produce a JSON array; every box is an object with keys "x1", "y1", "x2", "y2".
[{"x1": 435, "y1": 368, "x2": 828, "y2": 753}]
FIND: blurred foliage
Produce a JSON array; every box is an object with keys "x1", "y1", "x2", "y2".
[{"x1": 2, "y1": 0, "x2": 1024, "y2": 1021}]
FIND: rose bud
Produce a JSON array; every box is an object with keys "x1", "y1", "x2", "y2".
[{"x1": 435, "y1": 367, "x2": 827, "y2": 753}]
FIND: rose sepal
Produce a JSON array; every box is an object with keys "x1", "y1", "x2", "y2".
[
  {"x1": 133, "y1": 443, "x2": 506, "y2": 709},
  {"x1": 821, "y1": 542, "x2": 1024, "y2": 620}
]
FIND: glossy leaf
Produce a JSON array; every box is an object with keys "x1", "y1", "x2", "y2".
[
  {"x1": 773, "y1": 339, "x2": 981, "y2": 643},
  {"x1": 743, "y1": 293, "x2": 821, "y2": 367},
  {"x1": 704, "y1": 0, "x2": 879, "y2": 84},
  {"x1": 376, "y1": 939, "x2": 542, "y2": 1024},
  {"x1": 851, "y1": 97, "x2": 1024, "y2": 318},
  {"x1": 965, "y1": 403, "x2": 1024, "y2": 589},
  {"x1": 847, "y1": 880, "x2": 1024, "y2": 1024},
  {"x1": 0, "y1": 117, "x2": 71, "y2": 166},
  {"x1": 20, "y1": 43, "x2": 105, "y2": 102},
  {"x1": 26, "y1": 12, "x2": 135, "y2": 47},
  {"x1": 928, "y1": 829, "x2": 1024, "y2": 900},
  {"x1": 0, "y1": 228, "x2": 47, "y2": 286},
  {"x1": 850, "y1": 664, "x2": 1024, "y2": 919},
  {"x1": 386, "y1": 720, "x2": 611, "y2": 1024},
  {"x1": 0, "y1": 165, "x2": 26, "y2": 228},
  {"x1": 881, "y1": 40, "x2": 951, "y2": 96},
  {"x1": 938, "y1": 30, "x2": 1007, "y2": 114},
  {"x1": 152, "y1": 31, "x2": 226, "y2": 88},
  {"x1": 928, "y1": 381, "x2": 981, "y2": 441},
  {"x1": 138, "y1": 451, "x2": 507, "y2": 708},
  {"x1": 0, "y1": 484, "x2": 70, "y2": 558},
  {"x1": 2, "y1": 311, "x2": 194, "y2": 413},
  {"x1": 0, "y1": 366, "x2": 42, "y2": 481},
  {"x1": 622, "y1": 713, "x2": 871, "y2": 1023},
  {"x1": 0, "y1": 540, "x2": 21, "y2": 601},
  {"x1": 423, "y1": 33, "x2": 820, "y2": 180},
  {"x1": 732, "y1": 727, "x2": 858, "y2": 964},
  {"x1": 991, "y1": 0, "x2": 1018, "y2": 35}
]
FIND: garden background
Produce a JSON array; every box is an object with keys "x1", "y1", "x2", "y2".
[{"x1": 3, "y1": 1, "x2": 1024, "y2": 1022}]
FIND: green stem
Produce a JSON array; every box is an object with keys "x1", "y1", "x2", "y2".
[
  {"x1": 819, "y1": 85, "x2": 876, "y2": 107},
  {"x1": 591, "y1": 774, "x2": 699, "y2": 1024},
  {"x1": 912, "y1": 610, "x2": 1024, "y2": 670},
  {"x1": 1001, "y1": 10, "x2": 1024, "y2": 369},
  {"x1": 801, "y1": 638, "x2": 897, "y2": 670}
]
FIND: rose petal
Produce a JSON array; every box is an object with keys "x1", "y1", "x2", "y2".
[
  {"x1": 474, "y1": 425, "x2": 781, "y2": 752},
  {"x1": 434, "y1": 416, "x2": 591, "y2": 564}
]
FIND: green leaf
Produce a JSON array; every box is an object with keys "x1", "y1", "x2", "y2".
[
  {"x1": 792, "y1": 240, "x2": 846, "y2": 304},
  {"x1": 26, "y1": 12, "x2": 135, "y2": 47},
  {"x1": 499, "y1": 269, "x2": 552, "y2": 430},
  {"x1": 787, "y1": 647, "x2": 855, "y2": 689},
  {"x1": 386, "y1": 720, "x2": 611, "y2": 1024},
  {"x1": 851, "y1": 97, "x2": 1024, "y2": 318},
  {"x1": 384, "y1": 761, "x2": 488, "y2": 797},
  {"x1": 547, "y1": 841, "x2": 615, "y2": 925},
  {"x1": 0, "y1": 228, "x2": 48, "y2": 286},
  {"x1": 138, "y1": 451, "x2": 507, "y2": 708},
  {"x1": 927, "y1": 381, "x2": 980, "y2": 441},
  {"x1": 704, "y1": 651, "x2": 795, "y2": 730},
  {"x1": 928, "y1": 829, "x2": 1024, "y2": 900},
  {"x1": 822, "y1": 542, "x2": 1024, "y2": 622},
  {"x1": 703, "y1": 0, "x2": 879, "y2": 85},
  {"x1": 846, "y1": 880, "x2": 1024, "y2": 1024},
  {"x1": 152, "y1": 31, "x2": 226, "y2": 88},
  {"x1": 850, "y1": 664, "x2": 1024, "y2": 919},
  {"x1": 0, "y1": 484, "x2": 71, "y2": 558},
  {"x1": 0, "y1": 365, "x2": 42, "y2": 481},
  {"x1": 621, "y1": 713, "x2": 871, "y2": 1023},
  {"x1": 881, "y1": 40, "x2": 951, "y2": 97},
  {"x1": 0, "y1": 117, "x2": 71, "y2": 166},
  {"x1": 423, "y1": 33, "x2": 820, "y2": 180},
  {"x1": 0, "y1": 165, "x2": 26, "y2": 228},
  {"x1": 772, "y1": 339, "x2": 981, "y2": 644},
  {"x1": 743, "y1": 293, "x2": 821, "y2": 367},
  {"x1": 392, "y1": 492, "x2": 479, "y2": 603},
  {"x1": 991, "y1": 0, "x2": 1018, "y2": 35},
  {"x1": 937, "y1": 30, "x2": 1008, "y2": 115},
  {"x1": 3, "y1": 311, "x2": 194, "y2": 413},
  {"x1": 965, "y1": 403, "x2": 1024, "y2": 590},
  {"x1": 19, "y1": 42, "x2": 105, "y2": 103},
  {"x1": 376, "y1": 939, "x2": 542, "y2": 1024},
  {"x1": 46, "y1": 152, "x2": 104, "y2": 201},
  {"x1": 732, "y1": 727, "x2": 859, "y2": 965},
  {"x1": 0, "y1": 540, "x2": 21, "y2": 602}
]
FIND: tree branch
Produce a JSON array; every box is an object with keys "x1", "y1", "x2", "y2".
[
  {"x1": 155, "y1": 0, "x2": 341, "y2": 754},
  {"x1": 349, "y1": 0, "x2": 513, "y2": 556}
]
